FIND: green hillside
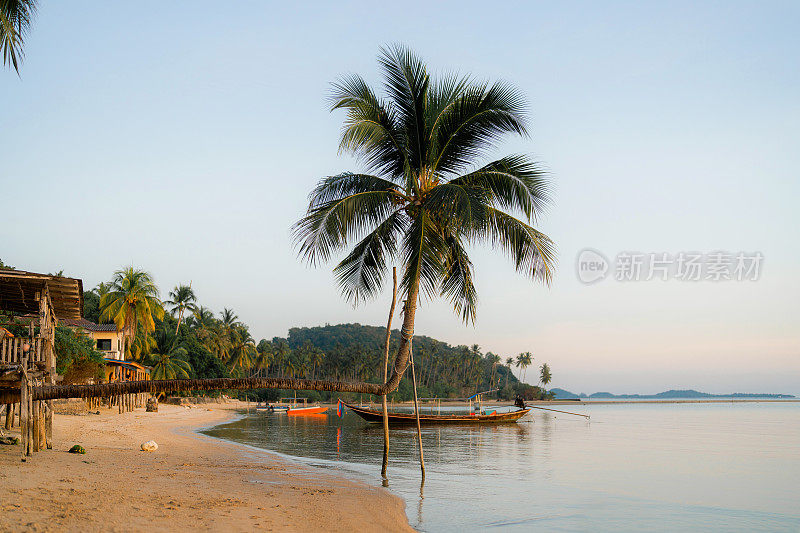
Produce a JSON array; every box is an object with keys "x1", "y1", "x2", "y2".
[{"x1": 260, "y1": 323, "x2": 541, "y2": 402}]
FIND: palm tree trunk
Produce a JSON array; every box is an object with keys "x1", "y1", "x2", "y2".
[
  {"x1": 381, "y1": 268, "x2": 397, "y2": 479},
  {"x1": 381, "y1": 269, "x2": 420, "y2": 395},
  {"x1": 175, "y1": 308, "x2": 184, "y2": 334}
]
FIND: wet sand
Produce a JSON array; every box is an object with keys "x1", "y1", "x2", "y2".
[{"x1": 0, "y1": 402, "x2": 412, "y2": 532}]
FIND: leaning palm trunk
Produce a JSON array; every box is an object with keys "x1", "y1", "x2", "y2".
[
  {"x1": 174, "y1": 309, "x2": 183, "y2": 334},
  {"x1": 384, "y1": 277, "x2": 419, "y2": 392}
]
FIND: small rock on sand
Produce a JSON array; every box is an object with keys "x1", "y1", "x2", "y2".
[
  {"x1": 146, "y1": 397, "x2": 158, "y2": 412},
  {"x1": 141, "y1": 440, "x2": 158, "y2": 452}
]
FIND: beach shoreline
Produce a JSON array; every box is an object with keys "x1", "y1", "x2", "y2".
[{"x1": 0, "y1": 401, "x2": 412, "y2": 532}]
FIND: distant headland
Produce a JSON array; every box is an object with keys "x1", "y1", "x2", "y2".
[{"x1": 550, "y1": 388, "x2": 796, "y2": 400}]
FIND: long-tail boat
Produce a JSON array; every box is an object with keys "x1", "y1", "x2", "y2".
[{"x1": 342, "y1": 401, "x2": 531, "y2": 425}]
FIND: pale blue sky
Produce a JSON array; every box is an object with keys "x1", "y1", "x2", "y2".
[{"x1": 2, "y1": 1, "x2": 798, "y2": 394}]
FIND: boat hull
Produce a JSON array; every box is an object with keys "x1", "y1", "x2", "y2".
[
  {"x1": 343, "y1": 402, "x2": 531, "y2": 425},
  {"x1": 287, "y1": 405, "x2": 327, "y2": 415}
]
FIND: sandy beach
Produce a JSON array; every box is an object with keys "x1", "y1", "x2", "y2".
[{"x1": 0, "y1": 402, "x2": 412, "y2": 532}]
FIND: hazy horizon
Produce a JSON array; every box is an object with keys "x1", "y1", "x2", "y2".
[{"x1": 2, "y1": 2, "x2": 798, "y2": 395}]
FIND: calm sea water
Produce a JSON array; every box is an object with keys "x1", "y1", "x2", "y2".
[{"x1": 202, "y1": 402, "x2": 800, "y2": 532}]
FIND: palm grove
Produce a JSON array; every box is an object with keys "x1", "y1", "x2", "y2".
[{"x1": 49, "y1": 266, "x2": 552, "y2": 402}]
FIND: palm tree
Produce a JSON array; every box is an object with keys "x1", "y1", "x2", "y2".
[
  {"x1": 189, "y1": 305, "x2": 214, "y2": 332},
  {"x1": 312, "y1": 348, "x2": 325, "y2": 380},
  {"x1": 94, "y1": 282, "x2": 111, "y2": 299},
  {"x1": 251, "y1": 340, "x2": 273, "y2": 377},
  {"x1": 487, "y1": 352, "x2": 500, "y2": 389},
  {"x1": 191, "y1": 306, "x2": 224, "y2": 356},
  {"x1": 127, "y1": 327, "x2": 155, "y2": 361},
  {"x1": 215, "y1": 308, "x2": 239, "y2": 361},
  {"x1": 165, "y1": 284, "x2": 197, "y2": 334},
  {"x1": 1, "y1": 0, "x2": 36, "y2": 74},
  {"x1": 515, "y1": 351, "x2": 533, "y2": 382},
  {"x1": 293, "y1": 45, "x2": 553, "y2": 394},
  {"x1": 100, "y1": 267, "x2": 164, "y2": 356},
  {"x1": 271, "y1": 340, "x2": 291, "y2": 378},
  {"x1": 147, "y1": 328, "x2": 192, "y2": 394},
  {"x1": 283, "y1": 357, "x2": 297, "y2": 379},
  {"x1": 227, "y1": 324, "x2": 256, "y2": 374},
  {"x1": 505, "y1": 357, "x2": 514, "y2": 387},
  {"x1": 150, "y1": 351, "x2": 191, "y2": 381},
  {"x1": 539, "y1": 363, "x2": 552, "y2": 391},
  {"x1": 522, "y1": 352, "x2": 533, "y2": 382}
]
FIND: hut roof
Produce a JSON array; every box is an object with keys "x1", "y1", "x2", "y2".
[
  {"x1": 104, "y1": 358, "x2": 149, "y2": 373},
  {"x1": 0, "y1": 270, "x2": 84, "y2": 319},
  {"x1": 61, "y1": 318, "x2": 118, "y2": 332}
]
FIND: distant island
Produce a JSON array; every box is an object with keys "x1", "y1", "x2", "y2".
[{"x1": 550, "y1": 388, "x2": 796, "y2": 400}]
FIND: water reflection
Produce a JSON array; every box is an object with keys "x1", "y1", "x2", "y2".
[
  {"x1": 417, "y1": 480, "x2": 425, "y2": 527},
  {"x1": 203, "y1": 404, "x2": 800, "y2": 532}
]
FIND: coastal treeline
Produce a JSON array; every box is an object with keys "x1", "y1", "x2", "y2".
[{"x1": 3, "y1": 263, "x2": 554, "y2": 401}]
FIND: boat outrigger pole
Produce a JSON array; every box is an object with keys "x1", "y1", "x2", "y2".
[{"x1": 529, "y1": 405, "x2": 590, "y2": 419}]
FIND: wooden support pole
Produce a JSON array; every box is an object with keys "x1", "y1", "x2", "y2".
[
  {"x1": 32, "y1": 399, "x2": 40, "y2": 453},
  {"x1": 409, "y1": 341, "x2": 425, "y2": 481},
  {"x1": 38, "y1": 399, "x2": 46, "y2": 451},
  {"x1": 4, "y1": 403, "x2": 11, "y2": 431},
  {"x1": 20, "y1": 361, "x2": 28, "y2": 461},
  {"x1": 46, "y1": 365, "x2": 54, "y2": 448},
  {"x1": 381, "y1": 267, "x2": 397, "y2": 479},
  {"x1": 45, "y1": 401, "x2": 52, "y2": 449},
  {"x1": 27, "y1": 381, "x2": 33, "y2": 456}
]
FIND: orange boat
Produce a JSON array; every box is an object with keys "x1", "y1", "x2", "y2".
[{"x1": 286, "y1": 405, "x2": 327, "y2": 415}]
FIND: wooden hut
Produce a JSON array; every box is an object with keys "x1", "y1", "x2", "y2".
[{"x1": 0, "y1": 270, "x2": 83, "y2": 459}]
